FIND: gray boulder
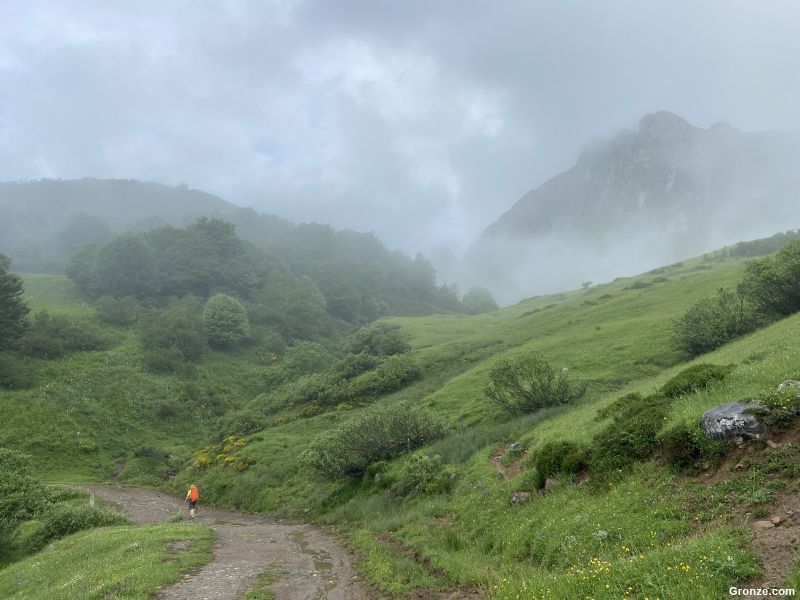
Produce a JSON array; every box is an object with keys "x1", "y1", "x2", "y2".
[
  {"x1": 700, "y1": 402, "x2": 767, "y2": 443},
  {"x1": 778, "y1": 380, "x2": 800, "y2": 391}
]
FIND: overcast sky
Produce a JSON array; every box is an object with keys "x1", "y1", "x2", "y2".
[{"x1": 1, "y1": 0, "x2": 799, "y2": 256}]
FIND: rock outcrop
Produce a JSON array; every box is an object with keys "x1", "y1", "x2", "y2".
[{"x1": 700, "y1": 402, "x2": 767, "y2": 443}]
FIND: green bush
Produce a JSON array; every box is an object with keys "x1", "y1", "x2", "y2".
[
  {"x1": 342, "y1": 323, "x2": 410, "y2": 356},
  {"x1": 590, "y1": 394, "x2": 670, "y2": 474},
  {"x1": 139, "y1": 298, "x2": 206, "y2": 370},
  {"x1": 462, "y1": 286, "x2": 499, "y2": 314},
  {"x1": 673, "y1": 288, "x2": 760, "y2": 357},
  {"x1": 334, "y1": 352, "x2": 381, "y2": 379},
  {"x1": 203, "y1": 293, "x2": 251, "y2": 348},
  {"x1": 393, "y1": 453, "x2": 455, "y2": 496},
  {"x1": 17, "y1": 311, "x2": 111, "y2": 358},
  {"x1": 288, "y1": 373, "x2": 348, "y2": 407},
  {"x1": 141, "y1": 346, "x2": 194, "y2": 375},
  {"x1": 0, "y1": 450, "x2": 48, "y2": 558},
  {"x1": 661, "y1": 363, "x2": 734, "y2": 398},
  {"x1": 302, "y1": 404, "x2": 449, "y2": 478},
  {"x1": 347, "y1": 354, "x2": 421, "y2": 400},
  {"x1": 26, "y1": 504, "x2": 129, "y2": 551},
  {"x1": 530, "y1": 441, "x2": 588, "y2": 489},
  {"x1": 659, "y1": 423, "x2": 726, "y2": 473},
  {"x1": 752, "y1": 388, "x2": 800, "y2": 427},
  {"x1": 215, "y1": 409, "x2": 269, "y2": 439},
  {"x1": 741, "y1": 239, "x2": 800, "y2": 317},
  {"x1": 0, "y1": 351, "x2": 34, "y2": 390},
  {"x1": 95, "y1": 295, "x2": 142, "y2": 326},
  {"x1": 484, "y1": 351, "x2": 586, "y2": 414}
]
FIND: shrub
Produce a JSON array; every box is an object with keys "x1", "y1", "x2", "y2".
[
  {"x1": 462, "y1": 286, "x2": 499, "y2": 314},
  {"x1": 393, "y1": 453, "x2": 456, "y2": 496},
  {"x1": 347, "y1": 354, "x2": 421, "y2": 400},
  {"x1": 530, "y1": 441, "x2": 588, "y2": 489},
  {"x1": 302, "y1": 404, "x2": 449, "y2": 478},
  {"x1": 590, "y1": 394, "x2": 670, "y2": 473},
  {"x1": 484, "y1": 351, "x2": 586, "y2": 414},
  {"x1": 342, "y1": 323, "x2": 410, "y2": 356},
  {"x1": 659, "y1": 422, "x2": 726, "y2": 473},
  {"x1": 17, "y1": 311, "x2": 111, "y2": 358},
  {"x1": 673, "y1": 288, "x2": 760, "y2": 357},
  {"x1": 139, "y1": 298, "x2": 206, "y2": 370},
  {"x1": 741, "y1": 239, "x2": 800, "y2": 317},
  {"x1": 94, "y1": 295, "x2": 142, "y2": 326},
  {"x1": 0, "y1": 450, "x2": 48, "y2": 556},
  {"x1": 203, "y1": 293, "x2": 251, "y2": 348},
  {"x1": 281, "y1": 341, "x2": 335, "y2": 377},
  {"x1": 661, "y1": 363, "x2": 734, "y2": 398},
  {"x1": 26, "y1": 504, "x2": 128, "y2": 551},
  {"x1": 334, "y1": 352, "x2": 381, "y2": 379},
  {"x1": 0, "y1": 351, "x2": 34, "y2": 390},
  {"x1": 288, "y1": 373, "x2": 348, "y2": 407},
  {"x1": 215, "y1": 409, "x2": 269, "y2": 439},
  {"x1": 752, "y1": 388, "x2": 800, "y2": 428}
]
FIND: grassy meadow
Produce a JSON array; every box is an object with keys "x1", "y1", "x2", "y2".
[
  {"x1": 2, "y1": 246, "x2": 799, "y2": 598},
  {"x1": 0, "y1": 523, "x2": 214, "y2": 600}
]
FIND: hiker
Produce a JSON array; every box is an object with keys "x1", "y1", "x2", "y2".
[{"x1": 185, "y1": 484, "x2": 200, "y2": 519}]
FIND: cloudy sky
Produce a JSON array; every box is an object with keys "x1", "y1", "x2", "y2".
[{"x1": 1, "y1": 0, "x2": 799, "y2": 255}]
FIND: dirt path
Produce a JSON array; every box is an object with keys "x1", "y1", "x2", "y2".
[{"x1": 82, "y1": 485, "x2": 372, "y2": 600}]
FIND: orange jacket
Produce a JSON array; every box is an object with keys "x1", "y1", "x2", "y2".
[{"x1": 187, "y1": 485, "x2": 199, "y2": 502}]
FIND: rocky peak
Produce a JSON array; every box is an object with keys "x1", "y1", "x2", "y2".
[{"x1": 638, "y1": 111, "x2": 694, "y2": 142}]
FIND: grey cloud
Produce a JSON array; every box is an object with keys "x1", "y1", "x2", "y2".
[{"x1": 0, "y1": 0, "x2": 798, "y2": 257}]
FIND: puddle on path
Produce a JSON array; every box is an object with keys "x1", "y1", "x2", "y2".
[{"x1": 289, "y1": 530, "x2": 338, "y2": 598}]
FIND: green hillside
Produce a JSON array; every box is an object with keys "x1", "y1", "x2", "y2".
[{"x1": 2, "y1": 241, "x2": 799, "y2": 598}]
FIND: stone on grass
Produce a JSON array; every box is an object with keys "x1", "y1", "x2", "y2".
[{"x1": 700, "y1": 402, "x2": 767, "y2": 443}]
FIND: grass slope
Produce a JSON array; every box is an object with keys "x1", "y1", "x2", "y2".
[
  {"x1": 0, "y1": 523, "x2": 214, "y2": 599},
  {"x1": 4, "y1": 250, "x2": 799, "y2": 598},
  {"x1": 180, "y1": 252, "x2": 800, "y2": 598}
]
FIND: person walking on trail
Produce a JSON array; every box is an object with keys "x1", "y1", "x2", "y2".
[{"x1": 186, "y1": 484, "x2": 200, "y2": 519}]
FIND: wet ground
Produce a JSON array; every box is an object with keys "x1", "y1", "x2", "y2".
[{"x1": 82, "y1": 485, "x2": 372, "y2": 600}]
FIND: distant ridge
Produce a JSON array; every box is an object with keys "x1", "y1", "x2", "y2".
[{"x1": 460, "y1": 111, "x2": 800, "y2": 302}]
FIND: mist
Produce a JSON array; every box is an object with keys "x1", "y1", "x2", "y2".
[{"x1": 1, "y1": 1, "x2": 800, "y2": 301}]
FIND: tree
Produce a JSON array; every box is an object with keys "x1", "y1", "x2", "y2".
[
  {"x1": 0, "y1": 254, "x2": 29, "y2": 350},
  {"x1": 672, "y1": 287, "x2": 760, "y2": 357},
  {"x1": 740, "y1": 239, "x2": 800, "y2": 317},
  {"x1": 484, "y1": 351, "x2": 586, "y2": 414},
  {"x1": 203, "y1": 294, "x2": 250, "y2": 348},
  {"x1": 139, "y1": 298, "x2": 207, "y2": 372},
  {"x1": 462, "y1": 286, "x2": 499, "y2": 313}
]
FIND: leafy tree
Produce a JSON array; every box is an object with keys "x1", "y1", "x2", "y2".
[
  {"x1": 672, "y1": 287, "x2": 759, "y2": 357},
  {"x1": 139, "y1": 298, "x2": 206, "y2": 371},
  {"x1": 203, "y1": 293, "x2": 250, "y2": 348},
  {"x1": 740, "y1": 239, "x2": 800, "y2": 317},
  {"x1": 484, "y1": 351, "x2": 586, "y2": 414},
  {"x1": 64, "y1": 245, "x2": 99, "y2": 293},
  {"x1": 91, "y1": 234, "x2": 155, "y2": 298},
  {"x1": 462, "y1": 286, "x2": 499, "y2": 313},
  {"x1": 0, "y1": 254, "x2": 29, "y2": 350},
  {"x1": 250, "y1": 268, "x2": 330, "y2": 341}
]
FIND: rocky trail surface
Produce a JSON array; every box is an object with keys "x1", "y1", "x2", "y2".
[{"x1": 82, "y1": 485, "x2": 372, "y2": 600}]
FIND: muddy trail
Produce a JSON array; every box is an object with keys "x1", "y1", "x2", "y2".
[{"x1": 82, "y1": 485, "x2": 372, "y2": 600}]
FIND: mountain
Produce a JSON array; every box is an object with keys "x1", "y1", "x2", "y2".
[
  {"x1": 462, "y1": 111, "x2": 800, "y2": 303},
  {"x1": 0, "y1": 178, "x2": 464, "y2": 322}
]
